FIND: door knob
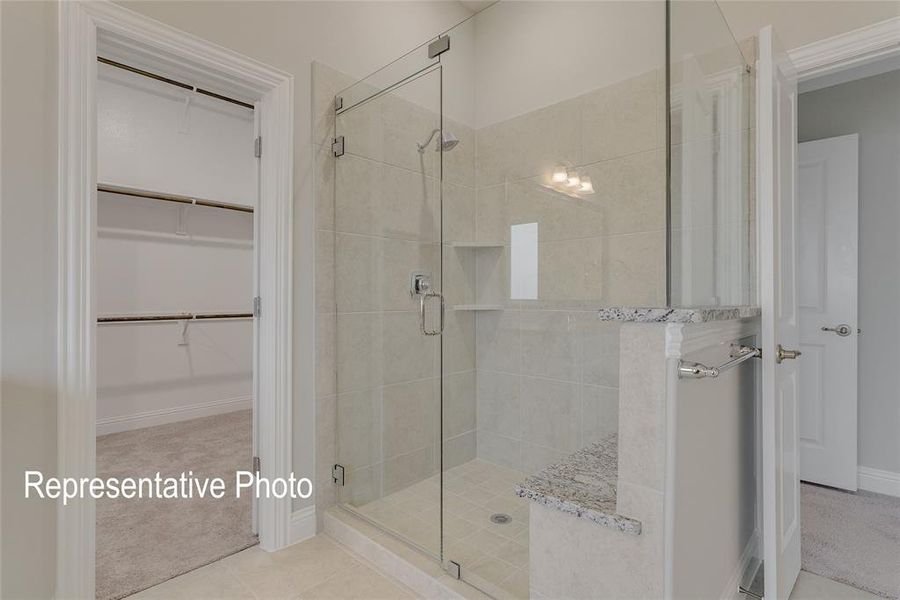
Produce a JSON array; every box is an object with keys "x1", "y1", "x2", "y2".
[
  {"x1": 776, "y1": 344, "x2": 802, "y2": 364},
  {"x1": 821, "y1": 324, "x2": 852, "y2": 337}
]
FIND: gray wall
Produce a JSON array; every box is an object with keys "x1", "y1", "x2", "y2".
[
  {"x1": 0, "y1": 1, "x2": 59, "y2": 597},
  {"x1": 799, "y1": 69, "x2": 900, "y2": 475}
]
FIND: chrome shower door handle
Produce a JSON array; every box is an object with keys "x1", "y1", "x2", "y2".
[{"x1": 419, "y1": 290, "x2": 444, "y2": 336}]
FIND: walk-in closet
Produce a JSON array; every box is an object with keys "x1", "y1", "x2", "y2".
[{"x1": 94, "y1": 50, "x2": 258, "y2": 600}]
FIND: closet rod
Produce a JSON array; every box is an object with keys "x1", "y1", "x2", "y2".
[
  {"x1": 98, "y1": 183, "x2": 255, "y2": 214},
  {"x1": 98, "y1": 312, "x2": 253, "y2": 324},
  {"x1": 97, "y1": 57, "x2": 255, "y2": 110}
]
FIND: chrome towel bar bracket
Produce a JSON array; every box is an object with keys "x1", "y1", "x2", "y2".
[{"x1": 678, "y1": 344, "x2": 761, "y2": 379}]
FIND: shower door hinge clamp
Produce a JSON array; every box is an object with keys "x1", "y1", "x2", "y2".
[
  {"x1": 254, "y1": 136, "x2": 262, "y2": 158},
  {"x1": 334, "y1": 96, "x2": 343, "y2": 111},
  {"x1": 253, "y1": 296, "x2": 261, "y2": 317},
  {"x1": 332, "y1": 136, "x2": 345, "y2": 157},
  {"x1": 428, "y1": 35, "x2": 450, "y2": 59},
  {"x1": 332, "y1": 464, "x2": 345, "y2": 486},
  {"x1": 443, "y1": 560, "x2": 461, "y2": 580},
  {"x1": 252, "y1": 456, "x2": 261, "y2": 474}
]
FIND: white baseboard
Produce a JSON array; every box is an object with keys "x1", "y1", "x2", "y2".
[
  {"x1": 721, "y1": 530, "x2": 760, "y2": 600},
  {"x1": 289, "y1": 506, "x2": 317, "y2": 546},
  {"x1": 858, "y1": 466, "x2": 900, "y2": 497},
  {"x1": 96, "y1": 395, "x2": 252, "y2": 435}
]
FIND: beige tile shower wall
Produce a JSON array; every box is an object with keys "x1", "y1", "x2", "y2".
[
  {"x1": 313, "y1": 62, "x2": 479, "y2": 512},
  {"x1": 474, "y1": 70, "x2": 667, "y2": 474}
]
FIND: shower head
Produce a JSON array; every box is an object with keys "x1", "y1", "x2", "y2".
[{"x1": 417, "y1": 129, "x2": 459, "y2": 153}]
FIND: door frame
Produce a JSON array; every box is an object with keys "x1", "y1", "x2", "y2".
[
  {"x1": 57, "y1": 2, "x2": 294, "y2": 598},
  {"x1": 757, "y1": 16, "x2": 900, "y2": 600}
]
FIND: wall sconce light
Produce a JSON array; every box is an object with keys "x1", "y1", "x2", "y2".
[
  {"x1": 544, "y1": 163, "x2": 594, "y2": 197},
  {"x1": 579, "y1": 176, "x2": 594, "y2": 194},
  {"x1": 551, "y1": 165, "x2": 568, "y2": 183}
]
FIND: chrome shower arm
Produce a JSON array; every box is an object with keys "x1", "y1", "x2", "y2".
[{"x1": 416, "y1": 128, "x2": 441, "y2": 153}]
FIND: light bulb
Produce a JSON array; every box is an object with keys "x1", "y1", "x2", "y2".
[
  {"x1": 566, "y1": 169, "x2": 581, "y2": 188},
  {"x1": 579, "y1": 177, "x2": 594, "y2": 194},
  {"x1": 551, "y1": 165, "x2": 568, "y2": 183}
]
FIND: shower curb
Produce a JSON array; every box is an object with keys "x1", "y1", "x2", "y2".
[{"x1": 323, "y1": 507, "x2": 490, "y2": 600}]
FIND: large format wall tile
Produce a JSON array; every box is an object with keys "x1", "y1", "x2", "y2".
[
  {"x1": 582, "y1": 70, "x2": 659, "y2": 164},
  {"x1": 476, "y1": 96, "x2": 583, "y2": 187},
  {"x1": 441, "y1": 370, "x2": 477, "y2": 441},
  {"x1": 336, "y1": 388, "x2": 383, "y2": 469},
  {"x1": 336, "y1": 312, "x2": 383, "y2": 394},
  {"x1": 520, "y1": 311, "x2": 581, "y2": 382},
  {"x1": 382, "y1": 378, "x2": 437, "y2": 459},
  {"x1": 520, "y1": 377, "x2": 581, "y2": 454}
]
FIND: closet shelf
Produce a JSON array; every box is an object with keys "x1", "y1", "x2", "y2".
[
  {"x1": 452, "y1": 304, "x2": 504, "y2": 311},
  {"x1": 98, "y1": 183, "x2": 254, "y2": 214},
  {"x1": 449, "y1": 241, "x2": 504, "y2": 248},
  {"x1": 98, "y1": 312, "x2": 253, "y2": 324}
]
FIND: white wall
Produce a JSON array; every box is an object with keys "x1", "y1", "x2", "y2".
[
  {"x1": 97, "y1": 65, "x2": 256, "y2": 206},
  {"x1": 798, "y1": 70, "x2": 900, "y2": 476},
  {"x1": 471, "y1": 0, "x2": 665, "y2": 127},
  {"x1": 0, "y1": 1, "x2": 58, "y2": 597},
  {"x1": 96, "y1": 64, "x2": 255, "y2": 434},
  {"x1": 719, "y1": 0, "x2": 899, "y2": 51}
]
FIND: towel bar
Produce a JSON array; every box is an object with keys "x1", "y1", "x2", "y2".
[{"x1": 678, "y1": 344, "x2": 761, "y2": 379}]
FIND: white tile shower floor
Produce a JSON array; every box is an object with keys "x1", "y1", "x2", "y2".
[{"x1": 349, "y1": 459, "x2": 530, "y2": 599}]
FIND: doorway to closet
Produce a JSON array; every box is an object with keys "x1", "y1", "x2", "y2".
[
  {"x1": 94, "y1": 52, "x2": 259, "y2": 600},
  {"x1": 794, "y1": 57, "x2": 900, "y2": 599}
]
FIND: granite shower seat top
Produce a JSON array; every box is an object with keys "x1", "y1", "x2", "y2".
[
  {"x1": 597, "y1": 306, "x2": 761, "y2": 323},
  {"x1": 515, "y1": 434, "x2": 642, "y2": 535}
]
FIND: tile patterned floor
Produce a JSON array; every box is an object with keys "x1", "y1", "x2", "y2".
[
  {"x1": 350, "y1": 459, "x2": 530, "y2": 599},
  {"x1": 128, "y1": 533, "x2": 877, "y2": 599},
  {"x1": 130, "y1": 535, "x2": 416, "y2": 600},
  {"x1": 789, "y1": 571, "x2": 882, "y2": 600}
]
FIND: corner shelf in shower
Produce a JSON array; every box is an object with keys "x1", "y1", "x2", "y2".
[
  {"x1": 448, "y1": 241, "x2": 504, "y2": 248},
  {"x1": 452, "y1": 304, "x2": 503, "y2": 311}
]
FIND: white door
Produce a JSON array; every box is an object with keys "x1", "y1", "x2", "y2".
[
  {"x1": 798, "y1": 135, "x2": 859, "y2": 491},
  {"x1": 758, "y1": 25, "x2": 802, "y2": 600}
]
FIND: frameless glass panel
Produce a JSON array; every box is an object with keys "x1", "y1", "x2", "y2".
[
  {"x1": 438, "y1": 2, "x2": 666, "y2": 597},
  {"x1": 333, "y1": 65, "x2": 443, "y2": 558},
  {"x1": 335, "y1": 36, "x2": 440, "y2": 114},
  {"x1": 669, "y1": 0, "x2": 754, "y2": 307}
]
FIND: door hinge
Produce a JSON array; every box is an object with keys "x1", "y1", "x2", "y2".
[
  {"x1": 253, "y1": 296, "x2": 261, "y2": 317},
  {"x1": 332, "y1": 136, "x2": 345, "y2": 157},
  {"x1": 254, "y1": 136, "x2": 262, "y2": 158},
  {"x1": 443, "y1": 560, "x2": 461, "y2": 580},
  {"x1": 428, "y1": 35, "x2": 450, "y2": 59},
  {"x1": 334, "y1": 96, "x2": 343, "y2": 112},
  {"x1": 332, "y1": 464, "x2": 345, "y2": 486},
  {"x1": 252, "y1": 456, "x2": 261, "y2": 474}
]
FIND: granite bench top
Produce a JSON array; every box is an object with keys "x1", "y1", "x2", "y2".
[
  {"x1": 597, "y1": 306, "x2": 761, "y2": 323},
  {"x1": 515, "y1": 434, "x2": 642, "y2": 535}
]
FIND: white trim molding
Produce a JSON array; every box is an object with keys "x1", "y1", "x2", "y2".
[
  {"x1": 96, "y1": 397, "x2": 252, "y2": 436},
  {"x1": 789, "y1": 16, "x2": 900, "y2": 81},
  {"x1": 57, "y1": 3, "x2": 293, "y2": 598},
  {"x1": 289, "y1": 506, "x2": 317, "y2": 546},
  {"x1": 858, "y1": 466, "x2": 900, "y2": 498}
]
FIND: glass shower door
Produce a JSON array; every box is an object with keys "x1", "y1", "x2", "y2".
[{"x1": 332, "y1": 65, "x2": 444, "y2": 558}]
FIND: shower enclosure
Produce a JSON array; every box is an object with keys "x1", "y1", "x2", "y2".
[{"x1": 321, "y1": 1, "x2": 751, "y2": 596}]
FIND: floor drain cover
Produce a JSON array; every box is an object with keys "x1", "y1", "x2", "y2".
[{"x1": 490, "y1": 513, "x2": 511, "y2": 525}]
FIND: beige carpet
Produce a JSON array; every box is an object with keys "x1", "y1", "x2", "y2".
[
  {"x1": 801, "y1": 482, "x2": 900, "y2": 599},
  {"x1": 96, "y1": 410, "x2": 258, "y2": 600}
]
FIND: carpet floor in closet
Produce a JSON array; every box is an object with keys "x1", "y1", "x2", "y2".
[
  {"x1": 801, "y1": 482, "x2": 900, "y2": 599},
  {"x1": 96, "y1": 410, "x2": 257, "y2": 600}
]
